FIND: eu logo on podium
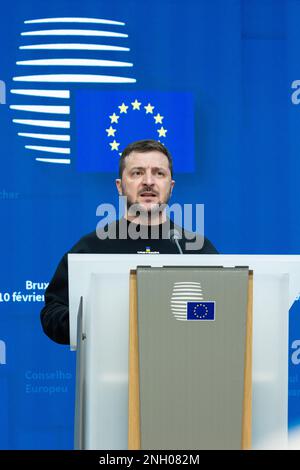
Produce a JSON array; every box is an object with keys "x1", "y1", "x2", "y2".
[{"x1": 187, "y1": 302, "x2": 215, "y2": 321}]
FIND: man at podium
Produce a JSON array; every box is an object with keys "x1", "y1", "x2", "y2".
[{"x1": 40, "y1": 139, "x2": 217, "y2": 344}]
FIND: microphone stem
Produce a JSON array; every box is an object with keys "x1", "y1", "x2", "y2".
[{"x1": 174, "y1": 238, "x2": 183, "y2": 254}]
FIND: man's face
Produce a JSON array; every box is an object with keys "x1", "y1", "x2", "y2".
[{"x1": 116, "y1": 150, "x2": 175, "y2": 213}]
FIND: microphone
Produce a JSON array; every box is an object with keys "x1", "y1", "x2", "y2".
[{"x1": 168, "y1": 229, "x2": 183, "y2": 254}]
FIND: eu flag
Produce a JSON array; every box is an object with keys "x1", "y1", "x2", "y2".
[
  {"x1": 75, "y1": 90, "x2": 195, "y2": 173},
  {"x1": 187, "y1": 302, "x2": 215, "y2": 321}
]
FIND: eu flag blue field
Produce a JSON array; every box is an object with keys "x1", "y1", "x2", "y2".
[
  {"x1": 75, "y1": 90, "x2": 195, "y2": 173},
  {"x1": 187, "y1": 301, "x2": 215, "y2": 321}
]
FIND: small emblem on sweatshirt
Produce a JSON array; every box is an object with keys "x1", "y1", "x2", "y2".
[{"x1": 137, "y1": 246, "x2": 160, "y2": 254}]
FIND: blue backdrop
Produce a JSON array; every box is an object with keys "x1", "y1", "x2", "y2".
[{"x1": 0, "y1": 0, "x2": 300, "y2": 449}]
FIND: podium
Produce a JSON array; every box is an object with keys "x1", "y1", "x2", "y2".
[{"x1": 68, "y1": 254, "x2": 300, "y2": 450}]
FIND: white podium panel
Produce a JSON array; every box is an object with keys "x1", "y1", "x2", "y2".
[
  {"x1": 68, "y1": 254, "x2": 300, "y2": 449},
  {"x1": 85, "y1": 273, "x2": 129, "y2": 449}
]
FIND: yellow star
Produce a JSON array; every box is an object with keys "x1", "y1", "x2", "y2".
[
  {"x1": 131, "y1": 99, "x2": 141, "y2": 110},
  {"x1": 157, "y1": 126, "x2": 167, "y2": 137},
  {"x1": 154, "y1": 113, "x2": 163, "y2": 124},
  {"x1": 109, "y1": 113, "x2": 119, "y2": 124},
  {"x1": 110, "y1": 140, "x2": 120, "y2": 151},
  {"x1": 118, "y1": 102, "x2": 128, "y2": 114},
  {"x1": 106, "y1": 126, "x2": 116, "y2": 137},
  {"x1": 144, "y1": 103, "x2": 154, "y2": 114}
]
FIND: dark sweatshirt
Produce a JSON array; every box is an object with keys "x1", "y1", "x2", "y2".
[{"x1": 40, "y1": 219, "x2": 218, "y2": 344}]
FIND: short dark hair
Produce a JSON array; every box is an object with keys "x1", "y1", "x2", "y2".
[{"x1": 119, "y1": 139, "x2": 173, "y2": 178}]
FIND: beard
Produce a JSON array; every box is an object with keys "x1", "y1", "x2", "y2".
[
  {"x1": 123, "y1": 185, "x2": 172, "y2": 222},
  {"x1": 126, "y1": 191, "x2": 171, "y2": 210}
]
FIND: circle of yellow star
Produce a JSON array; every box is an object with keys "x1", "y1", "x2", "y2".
[
  {"x1": 144, "y1": 103, "x2": 154, "y2": 114},
  {"x1": 154, "y1": 113, "x2": 164, "y2": 124},
  {"x1": 118, "y1": 103, "x2": 128, "y2": 114},
  {"x1": 106, "y1": 126, "x2": 116, "y2": 137},
  {"x1": 131, "y1": 99, "x2": 142, "y2": 110},
  {"x1": 193, "y1": 303, "x2": 208, "y2": 319},
  {"x1": 109, "y1": 113, "x2": 119, "y2": 124},
  {"x1": 110, "y1": 140, "x2": 120, "y2": 151},
  {"x1": 157, "y1": 126, "x2": 167, "y2": 137}
]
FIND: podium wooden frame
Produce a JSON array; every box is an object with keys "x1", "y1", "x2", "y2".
[{"x1": 128, "y1": 269, "x2": 253, "y2": 450}]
